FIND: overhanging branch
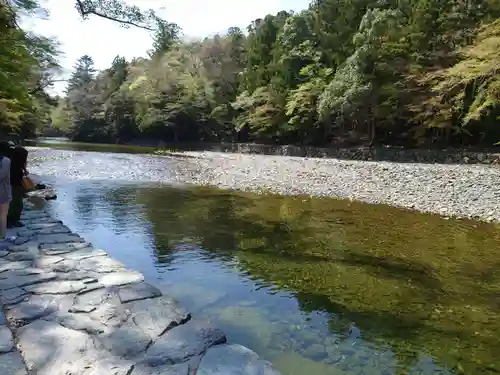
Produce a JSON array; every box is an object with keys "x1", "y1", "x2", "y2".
[{"x1": 75, "y1": 0, "x2": 154, "y2": 31}]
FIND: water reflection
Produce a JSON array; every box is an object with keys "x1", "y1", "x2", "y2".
[{"x1": 40, "y1": 176, "x2": 500, "y2": 375}]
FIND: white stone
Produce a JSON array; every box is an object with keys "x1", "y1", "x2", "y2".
[
  {"x1": 17, "y1": 320, "x2": 102, "y2": 375},
  {"x1": 25, "y1": 280, "x2": 86, "y2": 294},
  {"x1": 100, "y1": 271, "x2": 144, "y2": 287}
]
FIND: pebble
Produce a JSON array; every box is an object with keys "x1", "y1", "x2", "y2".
[{"x1": 29, "y1": 149, "x2": 500, "y2": 222}]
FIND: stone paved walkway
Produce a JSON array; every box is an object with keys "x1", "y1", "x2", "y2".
[{"x1": 0, "y1": 203, "x2": 280, "y2": 375}]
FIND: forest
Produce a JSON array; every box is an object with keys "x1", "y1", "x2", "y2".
[{"x1": 2, "y1": 0, "x2": 500, "y2": 148}]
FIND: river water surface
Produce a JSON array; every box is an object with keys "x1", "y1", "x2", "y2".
[{"x1": 26, "y1": 139, "x2": 500, "y2": 375}]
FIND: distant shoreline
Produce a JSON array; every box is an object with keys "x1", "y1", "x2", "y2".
[{"x1": 29, "y1": 137, "x2": 500, "y2": 165}]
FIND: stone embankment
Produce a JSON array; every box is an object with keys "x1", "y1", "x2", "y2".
[
  {"x1": 0, "y1": 204, "x2": 279, "y2": 375},
  {"x1": 156, "y1": 142, "x2": 500, "y2": 165}
]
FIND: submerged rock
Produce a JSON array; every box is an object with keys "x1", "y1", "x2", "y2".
[
  {"x1": 142, "y1": 318, "x2": 226, "y2": 365},
  {"x1": 196, "y1": 344, "x2": 280, "y2": 375}
]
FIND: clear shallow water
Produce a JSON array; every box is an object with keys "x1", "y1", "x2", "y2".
[{"x1": 28, "y1": 141, "x2": 500, "y2": 375}]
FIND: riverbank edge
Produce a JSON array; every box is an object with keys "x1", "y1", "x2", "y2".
[
  {"x1": 140, "y1": 143, "x2": 500, "y2": 165},
  {"x1": 155, "y1": 142, "x2": 500, "y2": 165},
  {"x1": 0, "y1": 203, "x2": 280, "y2": 375},
  {"x1": 28, "y1": 137, "x2": 500, "y2": 165},
  {"x1": 158, "y1": 151, "x2": 500, "y2": 224}
]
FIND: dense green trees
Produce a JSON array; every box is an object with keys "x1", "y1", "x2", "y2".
[
  {"x1": 4, "y1": 0, "x2": 500, "y2": 147},
  {"x1": 0, "y1": 0, "x2": 164, "y2": 139},
  {"x1": 0, "y1": 0, "x2": 60, "y2": 138}
]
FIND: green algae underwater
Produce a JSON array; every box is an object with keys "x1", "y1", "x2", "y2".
[{"x1": 136, "y1": 185, "x2": 500, "y2": 375}]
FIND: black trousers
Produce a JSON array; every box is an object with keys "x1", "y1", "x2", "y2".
[{"x1": 8, "y1": 185, "x2": 24, "y2": 224}]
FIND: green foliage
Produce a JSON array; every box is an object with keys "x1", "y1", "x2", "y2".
[
  {"x1": 417, "y1": 20, "x2": 500, "y2": 139},
  {"x1": 0, "y1": 0, "x2": 60, "y2": 136},
  {"x1": 6, "y1": 0, "x2": 500, "y2": 146},
  {"x1": 0, "y1": 0, "x2": 171, "y2": 139}
]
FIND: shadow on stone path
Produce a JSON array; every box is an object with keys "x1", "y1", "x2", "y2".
[{"x1": 0, "y1": 202, "x2": 280, "y2": 375}]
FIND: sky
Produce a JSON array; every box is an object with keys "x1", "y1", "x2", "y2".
[{"x1": 24, "y1": 0, "x2": 310, "y2": 94}]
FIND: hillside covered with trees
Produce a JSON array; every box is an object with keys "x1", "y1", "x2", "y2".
[{"x1": 3, "y1": 0, "x2": 500, "y2": 148}]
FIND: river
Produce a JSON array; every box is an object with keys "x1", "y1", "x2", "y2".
[{"x1": 25, "y1": 139, "x2": 500, "y2": 375}]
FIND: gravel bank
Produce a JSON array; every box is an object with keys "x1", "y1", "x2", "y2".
[
  {"x1": 165, "y1": 151, "x2": 500, "y2": 222},
  {"x1": 28, "y1": 148, "x2": 500, "y2": 222}
]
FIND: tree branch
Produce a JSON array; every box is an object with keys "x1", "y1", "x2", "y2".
[
  {"x1": 29, "y1": 79, "x2": 68, "y2": 95},
  {"x1": 82, "y1": 10, "x2": 153, "y2": 30},
  {"x1": 75, "y1": 0, "x2": 154, "y2": 31},
  {"x1": 75, "y1": 0, "x2": 85, "y2": 16}
]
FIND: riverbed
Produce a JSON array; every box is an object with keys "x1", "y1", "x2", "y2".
[{"x1": 25, "y1": 141, "x2": 500, "y2": 375}]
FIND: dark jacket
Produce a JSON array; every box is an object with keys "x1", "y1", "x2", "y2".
[{"x1": 10, "y1": 146, "x2": 27, "y2": 187}]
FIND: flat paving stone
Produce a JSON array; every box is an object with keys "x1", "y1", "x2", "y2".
[
  {"x1": 27, "y1": 222, "x2": 64, "y2": 230},
  {"x1": 126, "y1": 296, "x2": 190, "y2": 341},
  {"x1": 25, "y1": 280, "x2": 87, "y2": 294},
  {"x1": 9, "y1": 241, "x2": 39, "y2": 253},
  {"x1": 0, "y1": 267, "x2": 44, "y2": 279},
  {"x1": 196, "y1": 344, "x2": 280, "y2": 375},
  {"x1": 132, "y1": 363, "x2": 190, "y2": 375},
  {"x1": 40, "y1": 241, "x2": 91, "y2": 252},
  {"x1": 23, "y1": 219, "x2": 63, "y2": 227},
  {"x1": 0, "y1": 325, "x2": 14, "y2": 353},
  {"x1": 75, "y1": 287, "x2": 116, "y2": 306},
  {"x1": 143, "y1": 318, "x2": 226, "y2": 365},
  {"x1": 85, "y1": 357, "x2": 134, "y2": 375},
  {"x1": 17, "y1": 320, "x2": 102, "y2": 375},
  {"x1": 78, "y1": 255, "x2": 125, "y2": 272},
  {"x1": 51, "y1": 312, "x2": 108, "y2": 335},
  {"x1": 0, "y1": 272, "x2": 57, "y2": 290},
  {"x1": 36, "y1": 234, "x2": 85, "y2": 245},
  {"x1": 6, "y1": 294, "x2": 74, "y2": 326},
  {"x1": 99, "y1": 318, "x2": 152, "y2": 358},
  {"x1": 13, "y1": 237, "x2": 30, "y2": 246},
  {"x1": 19, "y1": 226, "x2": 71, "y2": 237},
  {"x1": 55, "y1": 270, "x2": 99, "y2": 282},
  {"x1": 0, "y1": 260, "x2": 31, "y2": 273},
  {"x1": 34, "y1": 255, "x2": 64, "y2": 268},
  {"x1": 89, "y1": 294, "x2": 129, "y2": 328},
  {"x1": 62, "y1": 247, "x2": 106, "y2": 260},
  {"x1": 100, "y1": 270, "x2": 144, "y2": 287},
  {"x1": 0, "y1": 288, "x2": 28, "y2": 305},
  {"x1": 118, "y1": 282, "x2": 162, "y2": 303},
  {"x1": 44, "y1": 259, "x2": 78, "y2": 272},
  {"x1": 15, "y1": 230, "x2": 37, "y2": 238},
  {"x1": 0, "y1": 351, "x2": 28, "y2": 375},
  {"x1": 6, "y1": 252, "x2": 36, "y2": 262}
]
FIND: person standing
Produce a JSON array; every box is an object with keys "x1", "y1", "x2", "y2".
[
  {"x1": 0, "y1": 142, "x2": 12, "y2": 238},
  {"x1": 8, "y1": 146, "x2": 28, "y2": 228}
]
